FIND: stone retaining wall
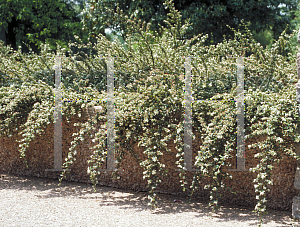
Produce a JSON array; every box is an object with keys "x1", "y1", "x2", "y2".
[{"x1": 0, "y1": 110, "x2": 297, "y2": 211}]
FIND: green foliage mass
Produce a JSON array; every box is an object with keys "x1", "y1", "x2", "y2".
[
  {"x1": 82, "y1": 0, "x2": 299, "y2": 46},
  {"x1": 0, "y1": 0, "x2": 300, "y2": 224},
  {"x1": 0, "y1": 0, "x2": 88, "y2": 54}
]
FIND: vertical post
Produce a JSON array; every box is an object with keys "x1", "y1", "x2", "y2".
[
  {"x1": 236, "y1": 56, "x2": 246, "y2": 170},
  {"x1": 46, "y1": 56, "x2": 64, "y2": 172},
  {"x1": 107, "y1": 57, "x2": 115, "y2": 170},
  {"x1": 184, "y1": 56, "x2": 192, "y2": 171},
  {"x1": 292, "y1": 28, "x2": 300, "y2": 221}
]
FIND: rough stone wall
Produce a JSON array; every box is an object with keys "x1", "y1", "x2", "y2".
[{"x1": 0, "y1": 111, "x2": 297, "y2": 211}]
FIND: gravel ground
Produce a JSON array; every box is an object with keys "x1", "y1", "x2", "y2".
[{"x1": 0, "y1": 173, "x2": 299, "y2": 227}]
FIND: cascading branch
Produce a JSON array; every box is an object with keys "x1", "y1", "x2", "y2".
[{"x1": 0, "y1": 0, "x2": 300, "y2": 224}]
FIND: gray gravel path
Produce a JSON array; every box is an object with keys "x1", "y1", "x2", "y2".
[{"x1": 0, "y1": 173, "x2": 298, "y2": 227}]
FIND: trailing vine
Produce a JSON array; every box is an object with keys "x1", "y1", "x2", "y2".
[{"x1": 1, "y1": 1, "x2": 300, "y2": 225}]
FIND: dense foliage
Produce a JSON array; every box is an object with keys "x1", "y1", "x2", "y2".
[
  {"x1": 1, "y1": 0, "x2": 300, "y2": 225},
  {"x1": 83, "y1": 0, "x2": 299, "y2": 46},
  {"x1": 0, "y1": 0, "x2": 88, "y2": 53}
]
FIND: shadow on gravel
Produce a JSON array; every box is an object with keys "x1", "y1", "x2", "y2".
[{"x1": 0, "y1": 172, "x2": 297, "y2": 226}]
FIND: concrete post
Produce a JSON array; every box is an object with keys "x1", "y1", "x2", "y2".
[{"x1": 292, "y1": 28, "x2": 300, "y2": 220}]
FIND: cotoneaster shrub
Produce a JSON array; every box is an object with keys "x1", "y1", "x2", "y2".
[{"x1": 0, "y1": 0, "x2": 300, "y2": 225}]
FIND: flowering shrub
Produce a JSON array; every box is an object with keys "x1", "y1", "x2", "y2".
[{"x1": 0, "y1": 0, "x2": 300, "y2": 224}]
